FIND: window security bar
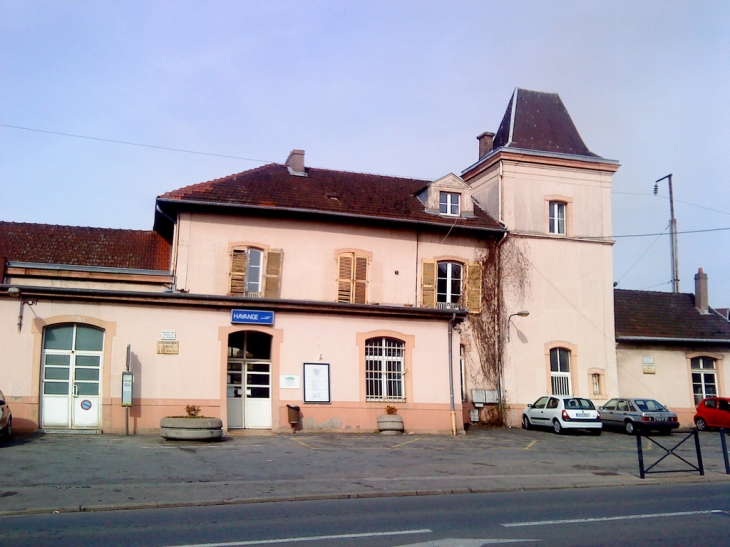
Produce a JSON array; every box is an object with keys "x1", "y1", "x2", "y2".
[
  {"x1": 636, "y1": 429, "x2": 704, "y2": 479},
  {"x1": 437, "y1": 302, "x2": 461, "y2": 310},
  {"x1": 245, "y1": 292, "x2": 263, "y2": 298}
]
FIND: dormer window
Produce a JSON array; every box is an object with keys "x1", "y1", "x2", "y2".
[{"x1": 439, "y1": 192, "x2": 460, "y2": 216}]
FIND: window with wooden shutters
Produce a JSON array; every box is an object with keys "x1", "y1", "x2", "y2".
[
  {"x1": 337, "y1": 252, "x2": 368, "y2": 304},
  {"x1": 421, "y1": 260, "x2": 436, "y2": 308},
  {"x1": 465, "y1": 262, "x2": 482, "y2": 313},
  {"x1": 229, "y1": 247, "x2": 283, "y2": 298}
]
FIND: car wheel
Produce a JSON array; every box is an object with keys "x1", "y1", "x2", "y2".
[
  {"x1": 695, "y1": 417, "x2": 707, "y2": 431},
  {"x1": 522, "y1": 415, "x2": 531, "y2": 430},
  {"x1": 624, "y1": 421, "x2": 635, "y2": 435},
  {"x1": 2, "y1": 417, "x2": 11, "y2": 439},
  {"x1": 590, "y1": 428, "x2": 602, "y2": 436},
  {"x1": 552, "y1": 420, "x2": 563, "y2": 434}
]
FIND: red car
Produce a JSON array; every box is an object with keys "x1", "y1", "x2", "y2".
[{"x1": 694, "y1": 397, "x2": 730, "y2": 430}]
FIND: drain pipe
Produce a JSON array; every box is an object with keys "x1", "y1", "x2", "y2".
[{"x1": 448, "y1": 312, "x2": 457, "y2": 436}]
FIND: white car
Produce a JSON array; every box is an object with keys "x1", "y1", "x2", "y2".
[{"x1": 522, "y1": 395, "x2": 602, "y2": 435}]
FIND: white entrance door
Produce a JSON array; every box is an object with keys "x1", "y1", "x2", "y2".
[
  {"x1": 41, "y1": 324, "x2": 103, "y2": 429},
  {"x1": 227, "y1": 331, "x2": 272, "y2": 429}
]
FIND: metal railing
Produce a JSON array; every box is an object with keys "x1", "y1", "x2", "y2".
[
  {"x1": 635, "y1": 429, "x2": 704, "y2": 479},
  {"x1": 720, "y1": 428, "x2": 730, "y2": 474}
]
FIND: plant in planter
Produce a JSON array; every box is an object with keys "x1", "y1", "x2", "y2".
[
  {"x1": 376, "y1": 405, "x2": 404, "y2": 435},
  {"x1": 160, "y1": 404, "x2": 223, "y2": 441}
]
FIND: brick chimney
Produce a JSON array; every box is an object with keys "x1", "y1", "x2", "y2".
[
  {"x1": 477, "y1": 132, "x2": 495, "y2": 159},
  {"x1": 286, "y1": 149, "x2": 307, "y2": 176},
  {"x1": 695, "y1": 268, "x2": 709, "y2": 314}
]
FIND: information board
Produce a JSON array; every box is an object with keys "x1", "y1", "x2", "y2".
[{"x1": 303, "y1": 363, "x2": 330, "y2": 403}]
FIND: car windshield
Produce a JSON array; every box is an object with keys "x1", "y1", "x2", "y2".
[
  {"x1": 564, "y1": 398, "x2": 595, "y2": 410},
  {"x1": 633, "y1": 399, "x2": 666, "y2": 412}
]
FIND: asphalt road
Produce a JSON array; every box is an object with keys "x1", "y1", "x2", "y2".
[{"x1": 1, "y1": 483, "x2": 729, "y2": 547}]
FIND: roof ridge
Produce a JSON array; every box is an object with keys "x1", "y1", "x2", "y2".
[
  {"x1": 0, "y1": 220, "x2": 157, "y2": 234},
  {"x1": 158, "y1": 163, "x2": 278, "y2": 198}
]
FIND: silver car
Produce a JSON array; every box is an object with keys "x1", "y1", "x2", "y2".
[
  {"x1": 0, "y1": 389, "x2": 11, "y2": 439},
  {"x1": 522, "y1": 395, "x2": 602, "y2": 435},
  {"x1": 599, "y1": 398, "x2": 678, "y2": 435}
]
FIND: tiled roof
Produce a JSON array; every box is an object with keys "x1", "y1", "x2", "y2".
[
  {"x1": 614, "y1": 289, "x2": 730, "y2": 341},
  {"x1": 0, "y1": 221, "x2": 171, "y2": 271},
  {"x1": 492, "y1": 88, "x2": 599, "y2": 158},
  {"x1": 158, "y1": 164, "x2": 503, "y2": 231}
]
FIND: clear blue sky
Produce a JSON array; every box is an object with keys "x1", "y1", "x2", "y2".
[{"x1": 2, "y1": 1, "x2": 729, "y2": 304}]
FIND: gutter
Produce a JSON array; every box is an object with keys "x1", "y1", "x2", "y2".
[
  {"x1": 1, "y1": 285, "x2": 468, "y2": 322},
  {"x1": 7, "y1": 261, "x2": 170, "y2": 277},
  {"x1": 617, "y1": 336, "x2": 730, "y2": 344},
  {"x1": 156, "y1": 198, "x2": 506, "y2": 236}
]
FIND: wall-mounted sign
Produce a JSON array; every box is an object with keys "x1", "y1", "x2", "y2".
[
  {"x1": 643, "y1": 362, "x2": 656, "y2": 374},
  {"x1": 121, "y1": 372, "x2": 134, "y2": 407},
  {"x1": 157, "y1": 340, "x2": 179, "y2": 354},
  {"x1": 231, "y1": 309, "x2": 275, "y2": 325},
  {"x1": 281, "y1": 375, "x2": 300, "y2": 389},
  {"x1": 303, "y1": 363, "x2": 330, "y2": 403},
  {"x1": 643, "y1": 357, "x2": 654, "y2": 364},
  {"x1": 161, "y1": 330, "x2": 176, "y2": 340}
]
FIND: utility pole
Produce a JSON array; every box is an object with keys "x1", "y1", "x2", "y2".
[{"x1": 654, "y1": 174, "x2": 679, "y2": 293}]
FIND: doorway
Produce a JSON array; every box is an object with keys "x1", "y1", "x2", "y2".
[
  {"x1": 41, "y1": 324, "x2": 104, "y2": 429},
  {"x1": 227, "y1": 331, "x2": 272, "y2": 429}
]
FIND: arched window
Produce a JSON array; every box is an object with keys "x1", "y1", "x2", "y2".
[
  {"x1": 365, "y1": 337, "x2": 405, "y2": 401},
  {"x1": 691, "y1": 356, "x2": 717, "y2": 404},
  {"x1": 550, "y1": 347, "x2": 571, "y2": 395}
]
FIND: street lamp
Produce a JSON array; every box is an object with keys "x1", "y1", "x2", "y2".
[
  {"x1": 507, "y1": 310, "x2": 530, "y2": 341},
  {"x1": 7, "y1": 287, "x2": 36, "y2": 332}
]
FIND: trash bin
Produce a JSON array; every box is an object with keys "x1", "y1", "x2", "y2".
[{"x1": 286, "y1": 404, "x2": 300, "y2": 425}]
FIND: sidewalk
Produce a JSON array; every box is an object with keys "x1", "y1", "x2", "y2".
[{"x1": 1, "y1": 428, "x2": 728, "y2": 516}]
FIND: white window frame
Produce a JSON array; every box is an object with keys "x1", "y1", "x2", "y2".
[
  {"x1": 691, "y1": 356, "x2": 717, "y2": 405},
  {"x1": 439, "y1": 192, "x2": 460, "y2": 216},
  {"x1": 549, "y1": 201, "x2": 566, "y2": 235},
  {"x1": 246, "y1": 248, "x2": 264, "y2": 295},
  {"x1": 365, "y1": 337, "x2": 405, "y2": 402},
  {"x1": 436, "y1": 261, "x2": 463, "y2": 308},
  {"x1": 550, "y1": 347, "x2": 571, "y2": 395}
]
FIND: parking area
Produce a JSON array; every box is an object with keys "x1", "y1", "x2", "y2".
[{"x1": 0, "y1": 427, "x2": 729, "y2": 515}]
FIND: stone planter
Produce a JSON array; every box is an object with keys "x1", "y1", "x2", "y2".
[
  {"x1": 160, "y1": 417, "x2": 223, "y2": 441},
  {"x1": 377, "y1": 414, "x2": 404, "y2": 435}
]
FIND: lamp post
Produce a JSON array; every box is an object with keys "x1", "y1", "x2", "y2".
[{"x1": 654, "y1": 174, "x2": 679, "y2": 293}]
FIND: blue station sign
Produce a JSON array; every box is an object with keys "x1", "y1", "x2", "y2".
[{"x1": 231, "y1": 309, "x2": 275, "y2": 325}]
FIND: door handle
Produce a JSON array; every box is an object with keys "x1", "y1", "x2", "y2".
[{"x1": 73, "y1": 384, "x2": 79, "y2": 397}]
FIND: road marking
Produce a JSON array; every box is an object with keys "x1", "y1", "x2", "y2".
[
  {"x1": 502, "y1": 509, "x2": 724, "y2": 527},
  {"x1": 391, "y1": 438, "x2": 423, "y2": 448},
  {"x1": 291, "y1": 438, "x2": 318, "y2": 449},
  {"x1": 165, "y1": 528, "x2": 432, "y2": 547},
  {"x1": 524, "y1": 440, "x2": 537, "y2": 450},
  {"x1": 395, "y1": 539, "x2": 538, "y2": 546}
]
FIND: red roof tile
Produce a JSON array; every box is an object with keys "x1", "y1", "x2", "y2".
[
  {"x1": 0, "y1": 221, "x2": 171, "y2": 271},
  {"x1": 158, "y1": 164, "x2": 503, "y2": 232},
  {"x1": 614, "y1": 289, "x2": 730, "y2": 341}
]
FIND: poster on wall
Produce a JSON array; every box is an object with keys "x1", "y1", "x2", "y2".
[{"x1": 303, "y1": 363, "x2": 330, "y2": 403}]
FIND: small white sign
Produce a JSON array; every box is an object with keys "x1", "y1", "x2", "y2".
[
  {"x1": 161, "y1": 330, "x2": 177, "y2": 340},
  {"x1": 643, "y1": 357, "x2": 654, "y2": 364},
  {"x1": 280, "y1": 375, "x2": 300, "y2": 389}
]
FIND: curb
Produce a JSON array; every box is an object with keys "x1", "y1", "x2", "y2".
[{"x1": 1, "y1": 473, "x2": 727, "y2": 517}]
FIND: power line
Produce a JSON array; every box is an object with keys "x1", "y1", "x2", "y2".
[
  {"x1": 0, "y1": 123, "x2": 273, "y2": 164},
  {"x1": 613, "y1": 226, "x2": 730, "y2": 238}
]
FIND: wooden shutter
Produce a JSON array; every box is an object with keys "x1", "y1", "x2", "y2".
[
  {"x1": 353, "y1": 254, "x2": 368, "y2": 304},
  {"x1": 337, "y1": 253, "x2": 354, "y2": 303},
  {"x1": 421, "y1": 260, "x2": 436, "y2": 308},
  {"x1": 230, "y1": 248, "x2": 248, "y2": 295},
  {"x1": 263, "y1": 249, "x2": 283, "y2": 299},
  {"x1": 465, "y1": 262, "x2": 482, "y2": 313}
]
